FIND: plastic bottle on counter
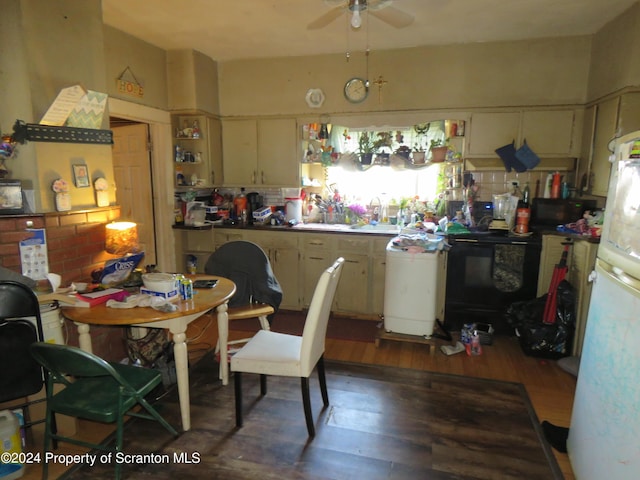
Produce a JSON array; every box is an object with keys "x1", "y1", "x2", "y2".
[
  {"x1": 551, "y1": 172, "x2": 562, "y2": 199},
  {"x1": 543, "y1": 173, "x2": 553, "y2": 198},
  {"x1": 234, "y1": 187, "x2": 247, "y2": 220}
]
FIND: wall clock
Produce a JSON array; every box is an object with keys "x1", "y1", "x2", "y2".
[
  {"x1": 344, "y1": 77, "x2": 368, "y2": 104},
  {"x1": 305, "y1": 88, "x2": 325, "y2": 108}
]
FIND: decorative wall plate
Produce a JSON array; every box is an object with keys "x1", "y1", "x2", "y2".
[{"x1": 305, "y1": 88, "x2": 325, "y2": 108}]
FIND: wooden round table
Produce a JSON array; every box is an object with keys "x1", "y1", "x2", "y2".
[{"x1": 62, "y1": 275, "x2": 235, "y2": 431}]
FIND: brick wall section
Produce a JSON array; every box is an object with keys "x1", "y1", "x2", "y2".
[{"x1": 0, "y1": 206, "x2": 128, "y2": 361}]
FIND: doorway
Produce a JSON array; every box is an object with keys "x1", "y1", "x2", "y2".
[
  {"x1": 107, "y1": 98, "x2": 176, "y2": 272},
  {"x1": 110, "y1": 120, "x2": 156, "y2": 266}
]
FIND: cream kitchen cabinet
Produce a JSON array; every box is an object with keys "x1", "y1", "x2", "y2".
[
  {"x1": 617, "y1": 92, "x2": 640, "y2": 135},
  {"x1": 172, "y1": 114, "x2": 222, "y2": 189},
  {"x1": 301, "y1": 233, "x2": 336, "y2": 309},
  {"x1": 300, "y1": 233, "x2": 392, "y2": 317},
  {"x1": 244, "y1": 230, "x2": 300, "y2": 310},
  {"x1": 222, "y1": 118, "x2": 298, "y2": 187},
  {"x1": 175, "y1": 227, "x2": 395, "y2": 317},
  {"x1": 173, "y1": 227, "x2": 215, "y2": 273},
  {"x1": 334, "y1": 235, "x2": 371, "y2": 315},
  {"x1": 576, "y1": 105, "x2": 597, "y2": 196},
  {"x1": 520, "y1": 109, "x2": 578, "y2": 156},
  {"x1": 578, "y1": 92, "x2": 640, "y2": 197},
  {"x1": 371, "y1": 237, "x2": 389, "y2": 317},
  {"x1": 537, "y1": 235, "x2": 598, "y2": 356},
  {"x1": 590, "y1": 97, "x2": 620, "y2": 197},
  {"x1": 467, "y1": 109, "x2": 578, "y2": 158},
  {"x1": 467, "y1": 112, "x2": 521, "y2": 157},
  {"x1": 213, "y1": 229, "x2": 245, "y2": 251}
]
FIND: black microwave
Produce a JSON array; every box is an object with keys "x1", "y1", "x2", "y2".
[{"x1": 530, "y1": 198, "x2": 596, "y2": 228}]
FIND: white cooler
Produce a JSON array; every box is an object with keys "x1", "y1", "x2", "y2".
[{"x1": 383, "y1": 240, "x2": 445, "y2": 337}]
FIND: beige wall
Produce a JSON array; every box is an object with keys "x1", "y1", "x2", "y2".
[
  {"x1": 103, "y1": 26, "x2": 169, "y2": 110},
  {"x1": 218, "y1": 36, "x2": 592, "y2": 117},
  {"x1": 0, "y1": 0, "x2": 110, "y2": 212},
  {"x1": 167, "y1": 49, "x2": 220, "y2": 115},
  {"x1": 588, "y1": 2, "x2": 640, "y2": 102},
  {"x1": 21, "y1": 0, "x2": 107, "y2": 120}
]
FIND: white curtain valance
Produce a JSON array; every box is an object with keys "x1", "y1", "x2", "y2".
[{"x1": 327, "y1": 111, "x2": 470, "y2": 130}]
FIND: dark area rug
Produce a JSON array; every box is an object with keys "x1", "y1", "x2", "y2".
[
  {"x1": 231, "y1": 310, "x2": 382, "y2": 343},
  {"x1": 61, "y1": 352, "x2": 562, "y2": 480}
]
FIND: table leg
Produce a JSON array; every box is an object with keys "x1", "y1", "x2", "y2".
[
  {"x1": 216, "y1": 302, "x2": 229, "y2": 385},
  {"x1": 74, "y1": 323, "x2": 93, "y2": 353},
  {"x1": 170, "y1": 328, "x2": 190, "y2": 431}
]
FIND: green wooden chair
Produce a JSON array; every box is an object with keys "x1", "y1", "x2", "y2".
[{"x1": 29, "y1": 342, "x2": 179, "y2": 480}]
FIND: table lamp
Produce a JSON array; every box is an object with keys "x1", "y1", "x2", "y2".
[{"x1": 105, "y1": 221, "x2": 138, "y2": 256}]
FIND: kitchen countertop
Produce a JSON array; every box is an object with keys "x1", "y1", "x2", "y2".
[
  {"x1": 172, "y1": 222, "x2": 602, "y2": 242},
  {"x1": 173, "y1": 222, "x2": 401, "y2": 236}
]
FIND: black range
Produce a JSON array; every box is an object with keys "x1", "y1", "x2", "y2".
[{"x1": 444, "y1": 201, "x2": 542, "y2": 334}]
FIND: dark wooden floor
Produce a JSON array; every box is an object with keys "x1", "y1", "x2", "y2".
[
  {"x1": 60, "y1": 355, "x2": 562, "y2": 480},
  {"x1": 21, "y1": 313, "x2": 576, "y2": 479}
]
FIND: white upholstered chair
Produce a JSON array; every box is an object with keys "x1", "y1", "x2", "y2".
[{"x1": 230, "y1": 257, "x2": 345, "y2": 437}]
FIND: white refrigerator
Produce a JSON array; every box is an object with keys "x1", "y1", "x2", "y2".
[{"x1": 567, "y1": 132, "x2": 640, "y2": 479}]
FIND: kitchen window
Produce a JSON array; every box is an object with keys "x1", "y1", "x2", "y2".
[{"x1": 304, "y1": 120, "x2": 453, "y2": 204}]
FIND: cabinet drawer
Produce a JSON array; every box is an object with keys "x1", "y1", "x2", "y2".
[
  {"x1": 253, "y1": 231, "x2": 298, "y2": 249},
  {"x1": 336, "y1": 235, "x2": 369, "y2": 253},
  {"x1": 301, "y1": 234, "x2": 335, "y2": 251}
]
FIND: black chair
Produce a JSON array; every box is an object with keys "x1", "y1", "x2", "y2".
[
  {"x1": 204, "y1": 241, "x2": 283, "y2": 354},
  {"x1": 0, "y1": 280, "x2": 48, "y2": 437},
  {"x1": 30, "y1": 342, "x2": 179, "y2": 480}
]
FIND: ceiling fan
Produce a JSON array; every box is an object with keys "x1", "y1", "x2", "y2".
[{"x1": 307, "y1": 0, "x2": 415, "y2": 30}]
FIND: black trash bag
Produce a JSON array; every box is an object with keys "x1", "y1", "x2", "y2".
[{"x1": 505, "y1": 280, "x2": 575, "y2": 359}]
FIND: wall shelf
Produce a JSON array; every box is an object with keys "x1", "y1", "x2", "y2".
[{"x1": 12, "y1": 120, "x2": 113, "y2": 145}]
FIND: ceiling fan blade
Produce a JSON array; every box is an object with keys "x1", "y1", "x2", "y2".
[
  {"x1": 370, "y1": 6, "x2": 415, "y2": 28},
  {"x1": 308, "y1": 6, "x2": 346, "y2": 30}
]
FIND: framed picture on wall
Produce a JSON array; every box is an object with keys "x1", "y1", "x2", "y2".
[{"x1": 72, "y1": 164, "x2": 90, "y2": 188}]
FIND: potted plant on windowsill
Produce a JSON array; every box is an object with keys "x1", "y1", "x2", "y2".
[
  {"x1": 412, "y1": 123, "x2": 429, "y2": 164},
  {"x1": 373, "y1": 131, "x2": 393, "y2": 165},
  {"x1": 357, "y1": 132, "x2": 375, "y2": 165},
  {"x1": 393, "y1": 145, "x2": 411, "y2": 161},
  {"x1": 429, "y1": 138, "x2": 450, "y2": 163}
]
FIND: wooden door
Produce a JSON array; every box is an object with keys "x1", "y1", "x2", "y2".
[{"x1": 112, "y1": 123, "x2": 156, "y2": 266}]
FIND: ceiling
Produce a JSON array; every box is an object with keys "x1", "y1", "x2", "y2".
[{"x1": 102, "y1": 0, "x2": 638, "y2": 62}]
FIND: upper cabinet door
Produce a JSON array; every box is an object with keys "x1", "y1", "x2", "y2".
[
  {"x1": 466, "y1": 112, "x2": 520, "y2": 156},
  {"x1": 618, "y1": 92, "x2": 640, "y2": 136},
  {"x1": 222, "y1": 119, "x2": 258, "y2": 185},
  {"x1": 591, "y1": 97, "x2": 620, "y2": 197},
  {"x1": 576, "y1": 105, "x2": 596, "y2": 196},
  {"x1": 207, "y1": 117, "x2": 223, "y2": 186},
  {"x1": 521, "y1": 110, "x2": 576, "y2": 156},
  {"x1": 222, "y1": 118, "x2": 298, "y2": 187},
  {"x1": 257, "y1": 118, "x2": 298, "y2": 186}
]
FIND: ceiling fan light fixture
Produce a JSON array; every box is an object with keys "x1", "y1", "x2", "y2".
[{"x1": 351, "y1": 9, "x2": 362, "y2": 28}]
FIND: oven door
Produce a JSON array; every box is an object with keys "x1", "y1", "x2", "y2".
[{"x1": 444, "y1": 237, "x2": 541, "y2": 333}]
